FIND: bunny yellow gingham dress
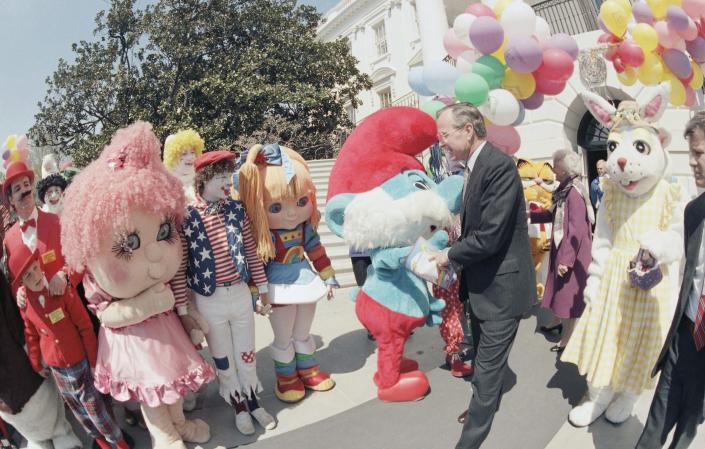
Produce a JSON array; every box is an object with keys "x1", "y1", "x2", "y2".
[{"x1": 561, "y1": 179, "x2": 680, "y2": 393}]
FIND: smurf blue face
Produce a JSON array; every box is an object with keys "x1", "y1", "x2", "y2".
[{"x1": 325, "y1": 170, "x2": 463, "y2": 249}]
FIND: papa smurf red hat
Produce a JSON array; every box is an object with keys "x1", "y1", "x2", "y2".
[
  {"x1": 326, "y1": 106, "x2": 438, "y2": 201},
  {"x1": 8, "y1": 243, "x2": 40, "y2": 290},
  {"x1": 3, "y1": 161, "x2": 35, "y2": 199},
  {"x1": 193, "y1": 150, "x2": 235, "y2": 172}
]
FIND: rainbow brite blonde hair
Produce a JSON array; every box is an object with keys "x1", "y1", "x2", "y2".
[
  {"x1": 163, "y1": 129, "x2": 205, "y2": 170},
  {"x1": 61, "y1": 121, "x2": 186, "y2": 271},
  {"x1": 239, "y1": 144, "x2": 319, "y2": 262}
]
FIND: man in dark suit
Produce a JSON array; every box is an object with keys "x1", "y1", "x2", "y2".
[
  {"x1": 433, "y1": 103, "x2": 535, "y2": 449},
  {"x1": 635, "y1": 112, "x2": 705, "y2": 449}
]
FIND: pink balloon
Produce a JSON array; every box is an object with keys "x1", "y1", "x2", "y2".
[
  {"x1": 437, "y1": 96, "x2": 456, "y2": 105},
  {"x1": 443, "y1": 29, "x2": 471, "y2": 58},
  {"x1": 685, "y1": 86, "x2": 696, "y2": 107},
  {"x1": 655, "y1": 20, "x2": 683, "y2": 48},
  {"x1": 534, "y1": 48, "x2": 574, "y2": 82},
  {"x1": 487, "y1": 123, "x2": 521, "y2": 155},
  {"x1": 465, "y1": 3, "x2": 496, "y2": 18},
  {"x1": 678, "y1": 18, "x2": 699, "y2": 40},
  {"x1": 683, "y1": 0, "x2": 705, "y2": 18},
  {"x1": 618, "y1": 40, "x2": 645, "y2": 67}
]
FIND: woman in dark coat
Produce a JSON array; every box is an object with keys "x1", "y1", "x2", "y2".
[{"x1": 530, "y1": 149, "x2": 594, "y2": 352}]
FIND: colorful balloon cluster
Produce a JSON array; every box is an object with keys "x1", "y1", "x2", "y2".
[
  {"x1": 408, "y1": 0, "x2": 578, "y2": 155},
  {"x1": 599, "y1": 0, "x2": 705, "y2": 106},
  {"x1": 2, "y1": 134, "x2": 29, "y2": 170}
]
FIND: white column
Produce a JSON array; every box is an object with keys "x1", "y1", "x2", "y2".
[{"x1": 414, "y1": 0, "x2": 449, "y2": 64}]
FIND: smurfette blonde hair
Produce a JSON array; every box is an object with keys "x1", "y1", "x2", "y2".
[
  {"x1": 163, "y1": 129, "x2": 205, "y2": 169},
  {"x1": 238, "y1": 144, "x2": 319, "y2": 261}
]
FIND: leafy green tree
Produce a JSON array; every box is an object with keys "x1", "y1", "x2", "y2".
[{"x1": 31, "y1": 0, "x2": 371, "y2": 166}]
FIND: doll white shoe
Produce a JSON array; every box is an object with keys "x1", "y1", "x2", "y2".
[
  {"x1": 235, "y1": 410, "x2": 255, "y2": 435},
  {"x1": 605, "y1": 391, "x2": 638, "y2": 424},
  {"x1": 568, "y1": 386, "x2": 614, "y2": 427},
  {"x1": 251, "y1": 407, "x2": 277, "y2": 430}
]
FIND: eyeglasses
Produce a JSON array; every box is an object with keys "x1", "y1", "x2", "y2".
[{"x1": 437, "y1": 127, "x2": 464, "y2": 141}]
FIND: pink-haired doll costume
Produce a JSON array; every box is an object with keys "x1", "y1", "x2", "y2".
[{"x1": 60, "y1": 121, "x2": 215, "y2": 449}]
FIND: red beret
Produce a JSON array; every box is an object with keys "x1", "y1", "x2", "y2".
[{"x1": 193, "y1": 150, "x2": 235, "y2": 172}]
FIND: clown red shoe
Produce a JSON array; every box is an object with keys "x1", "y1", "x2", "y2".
[{"x1": 297, "y1": 365, "x2": 335, "y2": 391}]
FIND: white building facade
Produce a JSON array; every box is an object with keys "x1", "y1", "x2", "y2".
[{"x1": 318, "y1": 0, "x2": 701, "y2": 195}]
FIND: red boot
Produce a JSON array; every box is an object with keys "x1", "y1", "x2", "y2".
[
  {"x1": 297, "y1": 365, "x2": 335, "y2": 392},
  {"x1": 275, "y1": 372, "x2": 305, "y2": 403},
  {"x1": 116, "y1": 438, "x2": 132, "y2": 449},
  {"x1": 377, "y1": 370, "x2": 430, "y2": 402},
  {"x1": 94, "y1": 439, "x2": 111, "y2": 449},
  {"x1": 373, "y1": 358, "x2": 419, "y2": 386},
  {"x1": 446, "y1": 353, "x2": 474, "y2": 378}
]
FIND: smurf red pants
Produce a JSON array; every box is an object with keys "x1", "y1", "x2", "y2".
[{"x1": 355, "y1": 290, "x2": 425, "y2": 388}]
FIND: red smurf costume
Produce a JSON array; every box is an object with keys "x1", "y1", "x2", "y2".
[{"x1": 60, "y1": 122, "x2": 215, "y2": 449}]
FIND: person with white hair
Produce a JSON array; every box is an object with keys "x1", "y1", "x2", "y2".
[{"x1": 530, "y1": 149, "x2": 594, "y2": 352}]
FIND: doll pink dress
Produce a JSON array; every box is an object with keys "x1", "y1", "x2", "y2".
[{"x1": 83, "y1": 273, "x2": 214, "y2": 407}]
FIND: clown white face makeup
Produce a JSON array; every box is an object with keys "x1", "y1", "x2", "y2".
[
  {"x1": 173, "y1": 149, "x2": 197, "y2": 184},
  {"x1": 202, "y1": 172, "x2": 232, "y2": 202},
  {"x1": 87, "y1": 209, "x2": 181, "y2": 298},
  {"x1": 266, "y1": 193, "x2": 314, "y2": 230}
]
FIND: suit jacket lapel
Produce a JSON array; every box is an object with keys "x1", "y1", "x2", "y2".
[
  {"x1": 679, "y1": 195, "x2": 705, "y2": 318},
  {"x1": 463, "y1": 144, "x2": 491, "y2": 213}
]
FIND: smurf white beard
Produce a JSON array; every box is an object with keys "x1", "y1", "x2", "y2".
[{"x1": 343, "y1": 187, "x2": 453, "y2": 250}]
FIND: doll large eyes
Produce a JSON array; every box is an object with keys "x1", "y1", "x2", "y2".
[
  {"x1": 607, "y1": 141, "x2": 618, "y2": 153},
  {"x1": 156, "y1": 216, "x2": 177, "y2": 244},
  {"x1": 269, "y1": 203, "x2": 282, "y2": 213},
  {"x1": 297, "y1": 196, "x2": 309, "y2": 207},
  {"x1": 112, "y1": 232, "x2": 141, "y2": 260},
  {"x1": 634, "y1": 140, "x2": 651, "y2": 155}
]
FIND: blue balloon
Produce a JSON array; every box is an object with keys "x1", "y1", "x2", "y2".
[
  {"x1": 408, "y1": 66, "x2": 435, "y2": 96},
  {"x1": 423, "y1": 61, "x2": 460, "y2": 97}
]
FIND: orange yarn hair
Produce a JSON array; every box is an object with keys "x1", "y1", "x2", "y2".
[{"x1": 238, "y1": 144, "x2": 319, "y2": 262}]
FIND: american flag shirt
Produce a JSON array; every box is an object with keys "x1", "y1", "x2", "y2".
[{"x1": 172, "y1": 197, "x2": 267, "y2": 315}]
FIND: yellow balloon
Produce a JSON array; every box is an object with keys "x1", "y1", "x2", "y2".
[
  {"x1": 632, "y1": 23, "x2": 659, "y2": 53},
  {"x1": 613, "y1": 0, "x2": 632, "y2": 14},
  {"x1": 600, "y1": 1, "x2": 629, "y2": 37},
  {"x1": 646, "y1": 0, "x2": 669, "y2": 19},
  {"x1": 637, "y1": 53, "x2": 665, "y2": 85},
  {"x1": 494, "y1": 0, "x2": 514, "y2": 17},
  {"x1": 665, "y1": 73, "x2": 686, "y2": 106},
  {"x1": 502, "y1": 69, "x2": 536, "y2": 99},
  {"x1": 690, "y1": 61, "x2": 704, "y2": 89},
  {"x1": 492, "y1": 39, "x2": 507, "y2": 64},
  {"x1": 618, "y1": 66, "x2": 638, "y2": 86}
]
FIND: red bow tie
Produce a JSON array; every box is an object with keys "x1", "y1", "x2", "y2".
[{"x1": 20, "y1": 219, "x2": 36, "y2": 232}]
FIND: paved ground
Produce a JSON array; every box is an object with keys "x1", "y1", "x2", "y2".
[{"x1": 19, "y1": 287, "x2": 705, "y2": 448}]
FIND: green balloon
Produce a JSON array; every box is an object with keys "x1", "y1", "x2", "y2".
[
  {"x1": 420, "y1": 99, "x2": 446, "y2": 118},
  {"x1": 455, "y1": 73, "x2": 489, "y2": 106},
  {"x1": 473, "y1": 55, "x2": 505, "y2": 89}
]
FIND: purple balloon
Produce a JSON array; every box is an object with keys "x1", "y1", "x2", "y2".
[
  {"x1": 598, "y1": 17, "x2": 609, "y2": 33},
  {"x1": 663, "y1": 49, "x2": 693, "y2": 79},
  {"x1": 687, "y1": 37, "x2": 705, "y2": 63},
  {"x1": 505, "y1": 38, "x2": 543, "y2": 73},
  {"x1": 546, "y1": 33, "x2": 579, "y2": 60},
  {"x1": 522, "y1": 91, "x2": 544, "y2": 110},
  {"x1": 469, "y1": 16, "x2": 504, "y2": 55},
  {"x1": 667, "y1": 6, "x2": 690, "y2": 31},
  {"x1": 632, "y1": 1, "x2": 655, "y2": 24}
]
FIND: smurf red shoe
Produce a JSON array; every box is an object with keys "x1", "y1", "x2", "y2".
[
  {"x1": 275, "y1": 372, "x2": 305, "y2": 403},
  {"x1": 373, "y1": 358, "x2": 419, "y2": 386},
  {"x1": 297, "y1": 365, "x2": 335, "y2": 392},
  {"x1": 377, "y1": 370, "x2": 429, "y2": 402}
]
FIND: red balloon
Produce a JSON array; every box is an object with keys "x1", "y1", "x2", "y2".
[
  {"x1": 535, "y1": 77, "x2": 566, "y2": 95},
  {"x1": 613, "y1": 57, "x2": 626, "y2": 73},
  {"x1": 604, "y1": 46, "x2": 619, "y2": 62},
  {"x1": 682, "y1": 70, "x2": 695, "y2": 84},
  {"x1": 598, "y1": 32, "x2": 621, "y2": 44},
  {"x1": 617, "y1": 40, "x2": 645, "y2": 67},
  {"x1": 534, "y1": 48, "x2": 574, "y2": 82},
  {"x1": 465, "y1": 3, "x2": 496, "y2": 18}
]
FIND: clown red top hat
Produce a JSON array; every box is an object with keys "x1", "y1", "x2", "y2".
[
  {"x1": 193, "y1": 150, "x2": 235, "y2": 172},
  {"x1": 8, "y1": 243, "x2": 40, "y2": 290},
  {"x1": 326, "y1": 107, "x2": 437, "y2": 200},
  {"x1": 3, "y1": 161, "x2": 35, "y2": 199}
]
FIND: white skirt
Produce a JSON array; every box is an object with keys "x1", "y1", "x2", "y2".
[{"x1": 269, "y1": 276, "x2": 327, "y2": 305}]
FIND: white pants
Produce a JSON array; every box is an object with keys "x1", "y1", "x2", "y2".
[
  {"x1": 269, "y1": 303, "x2": 317, "y2": 363},
  {"x1": 0, "y1": 378, "x2": 80, "y2": 449},
  {"x1": 195, "y1": 283, "x2": 261, "y2": 402}
]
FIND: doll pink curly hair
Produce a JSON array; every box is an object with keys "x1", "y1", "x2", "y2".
[{"x1": 61, "y1": 121, "x2": 186, "y2": 271}]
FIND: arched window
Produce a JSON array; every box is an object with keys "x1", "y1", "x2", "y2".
[{"x1": 577, "y1": 101, "x2": 619, "y2": 151}]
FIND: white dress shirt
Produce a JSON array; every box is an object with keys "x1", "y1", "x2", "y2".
[{"x1": 19, "y1": 207, "x2": 38, "y2": 252}]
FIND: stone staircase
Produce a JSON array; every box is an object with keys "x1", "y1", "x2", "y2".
[{"x1": 309, "y1": 158, "x2": 356, "y2": 288}]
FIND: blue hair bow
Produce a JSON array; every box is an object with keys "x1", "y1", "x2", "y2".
[{"x1": 256, "y1": 143, "x2": 295, "y2": 184}]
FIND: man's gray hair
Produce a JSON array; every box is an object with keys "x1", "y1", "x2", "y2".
[
  {"x1": 553, "y1": 149, "x2": 582, "y2": 177},
  {"x1": 437, "y1": 102, "x2": 487, "y2": 139},
  {"x1": 684, "y1": 111, "x2": 705, "y2": 139}
]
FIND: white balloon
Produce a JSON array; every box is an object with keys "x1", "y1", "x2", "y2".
[
  {"x1": 501, "y1": 2, "x2": 536, "y2": 40},
  {"x1": 534, "y1": 17, "x2": 551, "y2": 43},
  {"x1": 459, "y1": 49, "x2": 481, "y2": 64},
  {"x1": 423, "y1": 61, "x2": 461, "y2": 96},
  {"x1": 456, "y1": 57, "x2": 474, "y2": 74},
  {"x1": 480, "y1": 89, "x2": 520, "y2": 126},
  {"x1": 482, "y1": 0, "x2": 498, "y2": 8},
  {"x1": 453, "y1": 13, "x2": 476, "y2": 45}
]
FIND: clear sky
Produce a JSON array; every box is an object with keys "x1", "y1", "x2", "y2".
[{"x1": 0, "y1": 0, "x2": 339, "y2": 144}]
